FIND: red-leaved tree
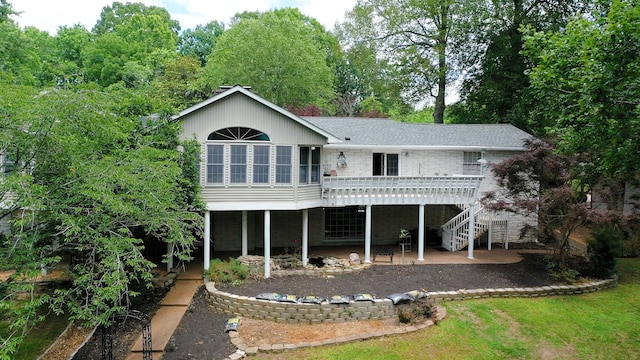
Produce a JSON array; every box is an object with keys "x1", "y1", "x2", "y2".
[{"x1": 482, "y1": 139, "x2": 601, "y2": 270}]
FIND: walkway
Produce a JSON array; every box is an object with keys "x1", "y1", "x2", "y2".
[{"x1": 126, "y1": 263, "x2": 203, "y2": 360}]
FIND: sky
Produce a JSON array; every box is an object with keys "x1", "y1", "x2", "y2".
[{"x1": 12, "y1": 0, "x2": 358, "y2": 34}]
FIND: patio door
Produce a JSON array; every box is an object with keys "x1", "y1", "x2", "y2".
[{"x1": 373, "y1": 153, "x2": 399, "y2": 176}]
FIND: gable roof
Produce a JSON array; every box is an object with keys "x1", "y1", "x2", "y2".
[
  {"x1": 304, "y1": 117, "x2": 534, "y2": 151},
  {"x1": 173, "y1": 85, "x2": 341, "y2": 143}
]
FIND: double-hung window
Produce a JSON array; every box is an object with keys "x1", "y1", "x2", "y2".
[
  {"x1": 230, "y1": 145, "x2": 247, "y2": 183},
  {"x1": 253, "y1": 145, "x2": 270, "y2": 184},
  {"x1": 206, "y1": 144, "x2": 224, "y2": 184},
  {"x1": 463, "y1": 151, "x2": 482, "y2": 175},
  {"x1": 276, "y1": 146, "x2": 292, "y2": 184}
]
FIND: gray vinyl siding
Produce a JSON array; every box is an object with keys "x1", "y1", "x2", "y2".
[
  {"x1": 180, "y1": 93, "x2": 326, "y2": 145},
  {"x1": 180, "y1": 93, "x2": 327, "y2": 206}
]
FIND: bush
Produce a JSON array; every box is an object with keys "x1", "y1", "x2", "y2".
[
  {"x1": 208, "y1": 258, "x2": 250, "y2": 284},
  {"x1": 397, "y1": 298, "x2": 433, "y2": 324},
  {"x1": 587, "y1": 226, "x2": 621, "y2": 278}
]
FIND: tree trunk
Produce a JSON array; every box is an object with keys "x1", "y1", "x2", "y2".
[
  {"x1": 433, "y1": 2, "x2": 448, "y2": 124},
  {"x1": 433, "y1": 69, "x2": 446, "y2": 124}
]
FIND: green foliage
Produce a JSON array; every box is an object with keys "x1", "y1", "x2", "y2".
[
  {"x1": 338, "y1": 0, "x2": 484, "y2": 123},
  {"x1": 178, "y1": 21, "x2": 225, "y2": 66},
  {"x1": 546, "y1": 258, "x2": 581, "y2": 283},
  {"x1": 53, "y1": 24, "x2": 93, "y2": 86},
  {"x1": 0, "y1": 85, "x2": 203, "y2": 358},
  {"x1": 0, "y1": 305, "x2": 69, "y2": 360},
  {"x1": 150, "y1": 56, "x2": 203, "y2": 110},
  {"x1": 92, "y1": 1, "x2": 180, "y2": 35},
  {"x1": 587, "y1": 226, "x2": 621, "y2": 278},
  {"x1": 207, "y1": 258, "x2": 250, "y2": 284},
  {"x1": 83, "y1": 2, "x2": 180, "y2": 87},
  {"x1": 358, "y1": 96, "x2": 387, "y2": 118},
  {"x1": 0, "y1": 21, "x2": 40, "y2": 85},
  {"x1": 524, "y1": 0, "x2": 640, "y2": 180},
  {"x1": 198, "y1": 9, "x2": 335, "y2": 111},
  {"x1": 452, "y1": 0, "x2": 585, "y2": 131}
]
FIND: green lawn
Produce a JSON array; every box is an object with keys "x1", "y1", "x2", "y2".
[
  {"x1": 254, "y1": 258, "x2": 640, "y2": 360},
  {"x1": 0, "y1": 308, "x2": 69, "y2": 360}
]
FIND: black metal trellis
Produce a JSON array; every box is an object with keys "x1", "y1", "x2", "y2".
[{"x1": 101, "y1": 310, "x2": 152, "y2": 360}]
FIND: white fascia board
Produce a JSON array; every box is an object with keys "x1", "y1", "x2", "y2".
[{"x1": 322, "y1": 144, "x2": 526, "y2": 151}]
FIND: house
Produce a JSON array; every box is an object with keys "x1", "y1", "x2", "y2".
[{"x1": 176, "y1": 85, "x2": 536, "y2": 277}]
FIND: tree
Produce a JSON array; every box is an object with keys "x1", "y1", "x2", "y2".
[
  {"x1": 524, "y1": 0, "x2": 640, "y2": 182},
  {"x1": 198, "y1": 9, "x2": 335, "y2": 110},
  {"x1": 178, "y1": 21, "x2": 225, "y2": 66},
  {"x1": 83, "y1": 2, "x2": 180, "y2": 87},
  {"x1": 333, "y1": 26, "x2": 412, "y2": 117},
  {"x1": 338, "y1": 0, "x2": 482, "y2": 123},
  {"x1": 482, "y1": 139, "x2": 598, "y2": 272},
  {"x1": 0, "y1": 18, "x2": 40, "y2": 85},
  {"x1": 92, "y1": 1, "x2": 180, "y2": 35},
  {"x1": 151, "y1": 55, "x2": 203, "y2": 110},
  {"x1": 0, "y1": 86, "x2": 203, "y2": 358},
  {"x1": 0, "y1": 0, "x2": 16, "y2": 23},
  {"x1": 53, "y1": 24, "x2": 93, "y2": 86},
  {"x1": 452, "y1": 0, "x2": 588, "y2": 131}
]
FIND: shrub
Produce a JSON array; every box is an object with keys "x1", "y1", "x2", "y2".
[
  {"x1": 545, "y1": 255, "x2": 580, "y2": 283},
  {"x1": 587, "y1": 226, "x2": 620, "y2": 278},
  {"x1": 208, "y1": 258, "x2": 250, "y2": 284},
  {"x1": 397, "y1": 298, "x2": 433, "y2": 324}
]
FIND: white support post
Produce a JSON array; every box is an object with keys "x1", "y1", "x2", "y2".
[
  {"x1": 488, "y1": 213, "x2": 493, "y2": 251},
  {"x1": 167, "y1": 242, "x2": 174, "y2": 273},
  {"x1": 302, "y1": 209, "x2": 309, "y2": 266},
  {"x1": 242, "y1": 211, "x2": 248, "y2": 256},
  {"x1": 364, "y1": 205, "x2": 372, "y2": 263},
  {"x1": 264, "y1": 210, "x2": 271, "y2": 278},
  {"x1": 467, "y1": 203, "x2": 475, "y2": 259},
  {"x1": 204, "y1": 211, "x2": 211, "y2": 271},
  {"x1": 418, "y1": 204, "x2": 425, "y2": 261},
  {"x1": 505, "y1": 221, "x2": 509, "y2": 250}
]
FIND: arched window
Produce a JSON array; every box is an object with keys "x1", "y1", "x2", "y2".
[{"x1": 208, "y1": 127, "x2": 270, "y2": 141}]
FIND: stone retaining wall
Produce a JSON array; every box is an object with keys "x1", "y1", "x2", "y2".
[
  {"x1": 206, "y1": 283, "x2": 395, "y2": 323},
  {"x1": 206, "y1": 276, "x2": 617, "y2": 325},
  {"x1": 425, "y1": 277, "x2": 617, "y2": 303}
]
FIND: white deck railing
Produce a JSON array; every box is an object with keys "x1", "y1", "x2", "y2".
[
  {"x1": 441, "y1": 205, "x2": 510, "y2": 251},
  {"x1": 321, "y1": 176, "x2": 483, "y2": 206}
]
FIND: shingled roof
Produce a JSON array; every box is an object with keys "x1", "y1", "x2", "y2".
[{"x1": 304, "y1": 117, "x2": 534, "y2": 150}]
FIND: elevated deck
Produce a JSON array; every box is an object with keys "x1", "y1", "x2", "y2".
[{"x1": 322, "y1": 175, "x2": 483, "y2": 206}]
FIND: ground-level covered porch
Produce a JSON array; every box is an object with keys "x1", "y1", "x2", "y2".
[{"x1": 201, "y1": 203, "x2": 516, "y2": 277}]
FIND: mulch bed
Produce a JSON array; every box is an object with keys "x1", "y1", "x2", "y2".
[
  {"x1": 216, "y1": 253, "x2": 555, "y2": 298},
  {"x1": 162, "y1": 287, "x2": 236, "y2": 360}
]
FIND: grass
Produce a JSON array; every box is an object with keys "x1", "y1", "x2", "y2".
[
  {"x1": 0, "y1": 307, "x2": 69, "y2": 360},
  {"x1": 254, "y1": 258, "x2": 640, "y2": 360}
]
